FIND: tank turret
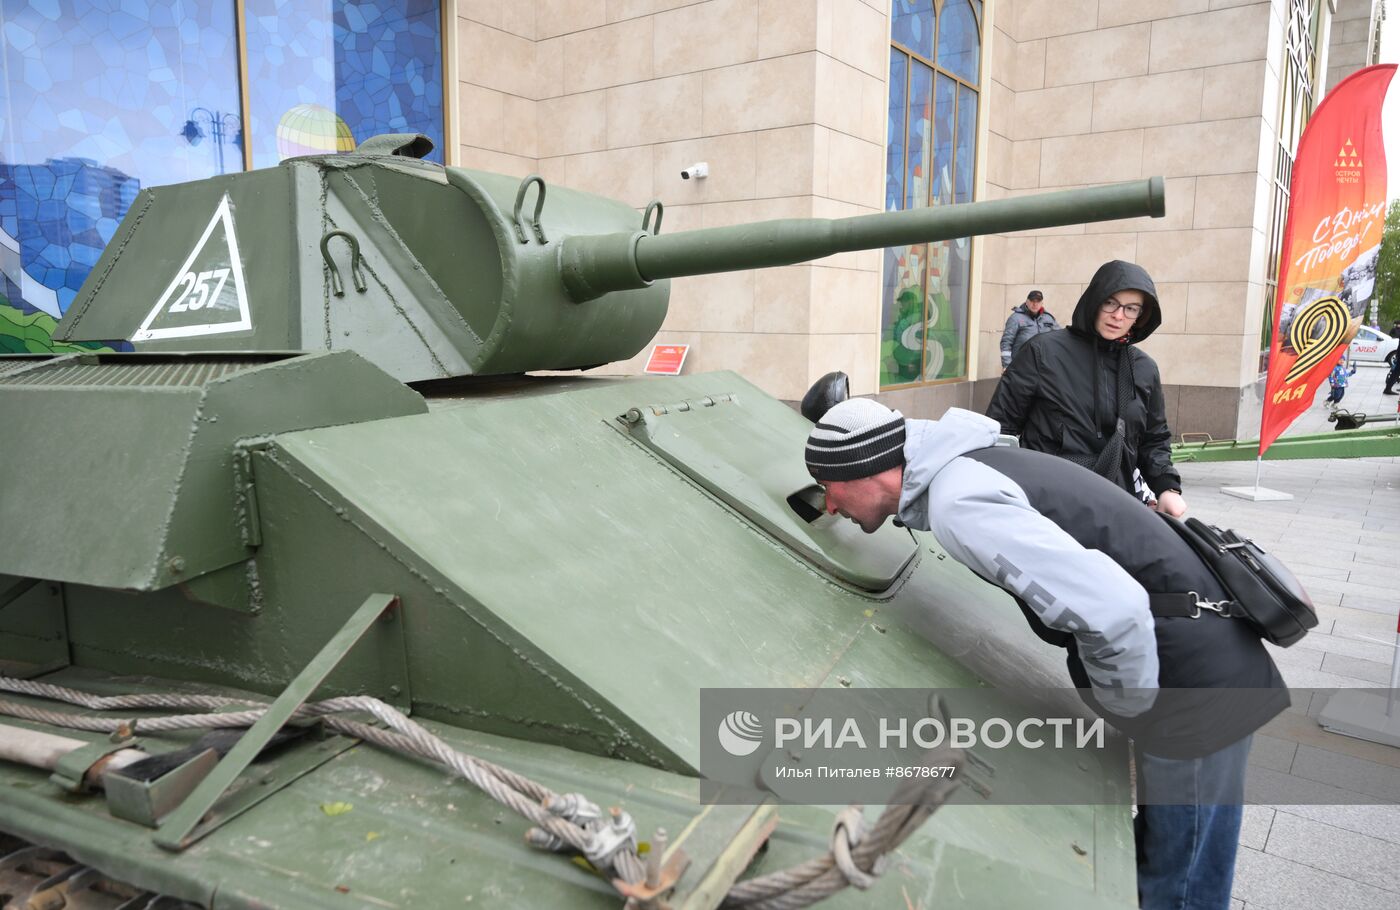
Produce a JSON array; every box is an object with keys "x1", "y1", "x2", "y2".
[{"x1": 56, "y1": 133, "x2": 1164, "y2": 382}]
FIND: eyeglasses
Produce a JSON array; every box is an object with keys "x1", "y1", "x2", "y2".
[{"x1": 1100, "y1": 299, "x2": 1144, "y2": 319}]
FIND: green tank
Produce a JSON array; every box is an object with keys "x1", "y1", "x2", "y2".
[{"x1": 0, "y1": 134, "x2": 1165, "y2": 909}]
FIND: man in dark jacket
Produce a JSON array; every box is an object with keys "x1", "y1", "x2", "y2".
[
  {"x1": 1384, "y1": 319, "x2": 1400, "y2": 395},
  {"x1": 987, "y1": 261, "x2": 1184, "y2": 516},
  {"x1": 1000, "y1": 289, "x2": 1060, "y2": 368},
  {"x1": 804, "y1": 398, "x2": 1288, "y2": 910}
]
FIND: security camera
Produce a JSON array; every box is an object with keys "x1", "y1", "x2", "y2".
[{"x1": 680, "y1": 162, "x2": 709, "y2": 180}]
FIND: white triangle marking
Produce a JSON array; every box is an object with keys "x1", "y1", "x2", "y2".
[{"x1": 133, "y1": 194, "x2": 252, "y2": 341}]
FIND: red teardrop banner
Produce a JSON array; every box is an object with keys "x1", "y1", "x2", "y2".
[{"x1": 1260, "y1": 64, "x2": 1396, "y2": 455}]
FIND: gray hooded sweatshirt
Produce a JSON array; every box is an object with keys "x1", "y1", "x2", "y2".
[{"x1": 895, "y1": 408, "x2": 1159, "y2": 718}]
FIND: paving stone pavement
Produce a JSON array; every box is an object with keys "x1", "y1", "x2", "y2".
[{"x1": 1174, "y1": 359, "x2": 1399, "y2": 910}]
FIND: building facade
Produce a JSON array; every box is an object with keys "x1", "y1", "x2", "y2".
[
  {"x1": 0, "y1": 0, "x2": 1388, "y2": 439},
  {"x1": 1327, "y1": 0, "x2": 1385, "y2": 92}
]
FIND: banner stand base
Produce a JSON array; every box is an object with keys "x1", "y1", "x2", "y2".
[
  {"x1": 1220, "y1": 485, "x2": 1294, "y2": 501},
  {"x1": 1318, "y1": 690, "x2": 1400, "y2": 748}
]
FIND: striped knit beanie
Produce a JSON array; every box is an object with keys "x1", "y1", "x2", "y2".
[{"x1": 805, "y1": 398, "x2": 906, "y2": 482}]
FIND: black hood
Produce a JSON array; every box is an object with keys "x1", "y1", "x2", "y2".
[{"x1": 1070, "y1": 260, "x2": 1161, "y2": 343}]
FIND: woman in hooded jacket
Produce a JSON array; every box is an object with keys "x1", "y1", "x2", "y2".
[{"x1": 986, "y1": 260, "x2": 1187, "y2": 517}]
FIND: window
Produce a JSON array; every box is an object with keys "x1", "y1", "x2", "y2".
[
  {"x1": 881, "y1": 0, "x2": 982, "y2": 388},
  {"x1": 243, "y1": 1, "x2": 445, "y2": 169},
  {"x1": 1259, "y1": 0, "x2": 1322, "y2": 371},
  {"x1": 0, "y1": 1, "x2": 446, "y2": 354}
]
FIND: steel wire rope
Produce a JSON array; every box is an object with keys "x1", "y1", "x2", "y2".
[{"x1": 0, "y1": 676, "x2": 960, "y2": 908}]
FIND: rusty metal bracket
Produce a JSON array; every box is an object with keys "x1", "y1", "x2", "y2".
[
  {"x1": 643, "y1": 199, "x2": 664, "y2": 235},
  {"x1": 513, "y1": 175, "x2": 548, "y2": 244},
  {"x1": 49, "y1": 734, "x2": 137, "y2": 794},
  {"x1": 154, "y1": 593, "x2": 400, "y2": 851},
  {"x1": 613, "y1": 849, "x2": 690, "y2": 906},
  {"x1": 105, "y1": 748, "x2": 219, "y2": 827},
  {"x1": 319, "y1": 230, "x2": 368, "y2": 296}
]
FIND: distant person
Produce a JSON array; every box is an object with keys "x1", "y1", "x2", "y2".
[
  {"x1": 987, "y1": 261, "x2": 1185, "y2": 517},
  {"x1": 1326, "y1": 355, "x2": 1356, "y2": 410},
  {"x1": 1384, "y1": 319, "x2": 1400, "y2": 396},
  {"x1": 1000, "y1": 290, "x2": 1059, "y2": 369}
]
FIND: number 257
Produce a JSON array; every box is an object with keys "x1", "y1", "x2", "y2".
[{"x1": 169, "y1": 268, "x2": 230, "y2": 313}]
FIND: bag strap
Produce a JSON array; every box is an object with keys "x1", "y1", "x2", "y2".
[{"x1": 1148, "y1": 592, "x2": 1241, "y2": 620}]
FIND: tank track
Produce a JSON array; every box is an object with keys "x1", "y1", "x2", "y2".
[{"x1": 0, "y1": 835, "x2": 200, "y2": 910}]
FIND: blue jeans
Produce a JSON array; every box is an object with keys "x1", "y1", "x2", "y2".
[{"x1": 1134, "y1": 735, "x2": 1252, "y2": 910}]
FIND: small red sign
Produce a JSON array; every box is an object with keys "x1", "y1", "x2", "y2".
[{"x1": 644, "y1": 344, "x2": 690, "y2": 375}]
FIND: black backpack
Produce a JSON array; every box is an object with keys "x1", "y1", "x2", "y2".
[{"x1": 1157, "y1": 515, "x2": 1318, "y2": 647}]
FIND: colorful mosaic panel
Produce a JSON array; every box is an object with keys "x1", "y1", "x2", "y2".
[
  {"x1": 880, "y1": 244, "x2": 928, "y2": 386},
  {"x1": 0, "y1": 1, "x2": 445, "y2": 354},
  {"x1": 955, "y1": 84, "x2": 977, "y2": 205},
  {"x1": 937, "y1": 0, "x2": 980, "y2": 84},
  {"x1": 882, "y1": 0, "x2": 981, "y2": 388},
  {"x1": 904, "y1": 63, "x2": 932, "y2": 211},
  {"x1": 890, "y1": 0, "x2": 933, "y2": 58},
  {"x1": 924, "y1": 238, "x2": 970, "y2": 381},
  {"x1": 0, "y1": 0, "x2": 241, "y2": 338},
  {"x1": 886, "y1": 53, "x2": 907, "y2": 214},
  {"x1": 245, "y1": 0, "x2": 443, "y2": 167},
  {"x1": 243, "y1": 0, "x2": 335, "y2": 167},
  {"x1": 931, "y1": 73, "x2": 956, "y2": 207}
]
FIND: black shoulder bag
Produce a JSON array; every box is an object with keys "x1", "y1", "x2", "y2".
[{"x1": 1155, "y1": 514, "x2": 1318, "y2": 647}]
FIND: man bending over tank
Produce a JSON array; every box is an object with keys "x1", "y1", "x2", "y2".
[{"x1": 802, "y1": 397, "x2": 1288, "y2": 910}]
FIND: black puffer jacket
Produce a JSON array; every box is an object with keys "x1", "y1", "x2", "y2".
[{"x1": 986, "y1": 261, "x2": 1181, "y2": 497}]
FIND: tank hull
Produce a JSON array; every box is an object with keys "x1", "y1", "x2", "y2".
[{"x1": 1, "y1": 359, "x2": 1135, "y2": 908}]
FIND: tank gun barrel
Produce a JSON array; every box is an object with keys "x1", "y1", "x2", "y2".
[
  {"x1": 560, "y1": 176, "x2": 1165, "y2": 302},
  {"x1": 52, "y1": 132, "x2": 1166, "y2": 378}
]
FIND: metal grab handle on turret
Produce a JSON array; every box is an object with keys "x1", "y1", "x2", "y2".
[
  {"x1": 320, "y1": 230, "x2": 368, "y2": 297},
  {"x1": 642, "y1": 199, "x2": 663, "y2": 235},
  {"x1": 559, "y1": 177, "x2": 1166, "y2": 303},
  {"x1": 513, "y1": 175, "x2": 548, "y2": 245}
]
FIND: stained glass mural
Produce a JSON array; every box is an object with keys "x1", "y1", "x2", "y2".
[
  {"x1": 881, "y1": 243, "x2": 929, "y2": 386},
  {"x1": 0, "y1": 1, "x2": 446, "y2": 354},
  {"x1": 890, "y1": 0, "x2": 933, "y2": 59},
  {"x1": 931, "y1": 73, "x2": 956, "y2": 206},
  {"x1": 243, "y1": 2, "x2": 338, "y2": 167},
  {"x1": 955, "y1": 84, "x2": 977, "y2": 205},
  {"x1": 881, "y1": 0, "x2": 982, "y2": 388},
  {"x1": 886, "y1": 53, "x2": 907, "y2": 214},
  {"x1": 0, "y1": 0, "x2": 243, "y2": 350},
  {"x1": 937, "y1": 0, "x2": 980, "y2": 84},
  {"x1": 245, "y1": 0, "x2": 444, "y2": 167},
  {"x1": 924, "y1": 238, "x2": 970, "y2": 381},
  {"x1": 904, "y1": 63, "x2": 932, "y2": 211}
]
